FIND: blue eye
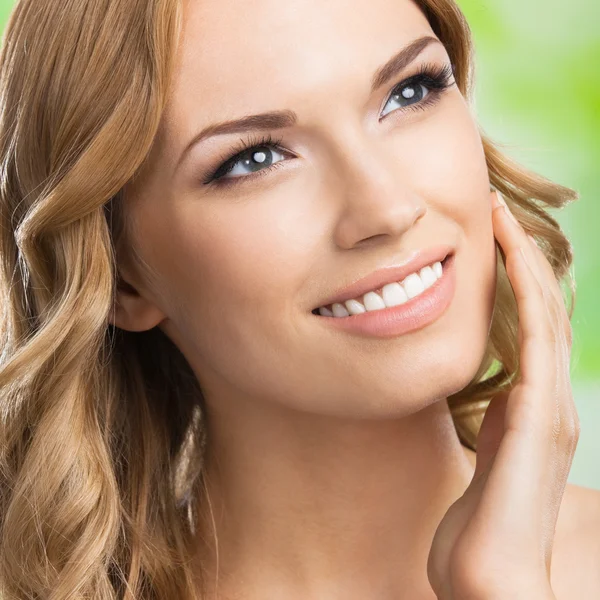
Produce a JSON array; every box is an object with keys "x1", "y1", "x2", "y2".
[
  {"x1": 209, "y1": 141, "x2": 289, "y2": 183},
  {"x1": 202, "y1": 61, "x2": 455, "y2": 188},
  {"x1": 201, "y1": 132, "x2": 289, "y2": 187},
  {"x1": 381, "y1": 82, "x2": 429, "y2": 117}
]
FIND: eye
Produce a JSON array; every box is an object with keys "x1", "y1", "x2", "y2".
[
  {"x1": 216, "y1": 144, "x2": 287, "y2": 180},
  {"x1": 379, "y1": 62, "x2": 455, "y2": 119},
  {"x1": 202, "y1": 62, "x2": 455, "y2": 188},
  {"x1": 201, "y1": 132, "x2": 290, "y2": 188},
  {"x1": 381, "y1": 81, "x2": 430, "y2": 117}
]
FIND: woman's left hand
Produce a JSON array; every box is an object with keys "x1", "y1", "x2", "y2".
[{"x1": 426, "y1": 189, "x2": 579, "y2": 600}]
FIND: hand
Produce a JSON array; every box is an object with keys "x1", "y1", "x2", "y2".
[{"x1": 426, "y1": 189, "x2": 579, "y2": 600}]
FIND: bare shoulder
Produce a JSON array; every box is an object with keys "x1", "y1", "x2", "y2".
[{"x1": 551, "y1": 482, "x2": 600, "y2": 599}]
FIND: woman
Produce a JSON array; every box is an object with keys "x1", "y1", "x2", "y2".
[{"x1": 0, "y1": 0, "x2": 597, "y2": 598}]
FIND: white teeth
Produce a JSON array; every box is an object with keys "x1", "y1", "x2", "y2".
[
  {"x1": 419, "y1": 265, "x2": 437, "y2": 290},
  {"x1": 345, "y1": 298, "x2": 367, "y2": 315},
  {"x1": 402, "y1": 273, "x2": 425, "y2": 299},
  {"x1": 382, "y1": 282, "x2": 408, "y2": 307},
  {"x1": 316, "y1": 258, "x2": 446, "y2": 317},
  {"x1": 332, "y1": 302, "x2": 350, "y2": 317},
  {"x1": 363, "y1": 291, "x2": 386, "y2": 312}
]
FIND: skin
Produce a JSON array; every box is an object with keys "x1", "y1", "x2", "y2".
[
  {"x1": 425, "y1": 192, "x2": 577, "y2": 599},
  {"x1": 109, "y1": 0, "x2": 597, "y2": 597}
]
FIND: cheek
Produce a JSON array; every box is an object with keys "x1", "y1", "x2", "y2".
[
  {"x1": 389, "y1": 98, "x2": 497, "y2": 373},
  {"x1": 396, "y1": 94, "x2": 490, "y2": 221},
  {"x1": 145, "y1": 198, "x2": 309, "y2": 348}
]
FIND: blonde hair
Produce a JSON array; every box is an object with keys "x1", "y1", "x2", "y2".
[{"x1": 0, "y1": 0, "x2": 577, "y2": 597}]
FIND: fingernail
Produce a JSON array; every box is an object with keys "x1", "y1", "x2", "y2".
[
  {"x1": 502, "y1": 205, "x2": 518, "y2": 226},
  {"x1": 495, "y1": 190, "x2": 507, "y2": 208},
  {"x1": 493, "y1": 190, "x2": 521, "y2": 228},
  {"x1": 500, "y1": 196, "x2": 520, "y2": 227}
]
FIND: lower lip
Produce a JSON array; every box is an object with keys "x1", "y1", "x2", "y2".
[{"x1": 313, "y1": 253, "x2": 456, "y2": 338}]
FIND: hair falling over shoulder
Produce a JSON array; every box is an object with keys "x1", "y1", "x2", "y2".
[{"x1": 0, "y1": 0, "x2": 577, "y2": 597}]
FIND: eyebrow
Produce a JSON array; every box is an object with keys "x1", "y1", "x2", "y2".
[{"x1": 175, "y1": 35, "x2": 442, "y2": 171}]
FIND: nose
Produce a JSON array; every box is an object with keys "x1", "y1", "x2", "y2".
[{"x1": 330, "y1": 138, "x2": 427, "y2": 250}]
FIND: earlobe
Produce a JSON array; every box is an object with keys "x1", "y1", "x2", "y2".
[{"x1": 109, "y1": 277, "x2": 167, "y2": 332}]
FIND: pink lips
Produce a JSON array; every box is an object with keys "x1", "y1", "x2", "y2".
[
  {"x1": 315, "y1": 252, "x2": 456, "y2": 338},
  {"x1": 312, "y1": 244, "x2": 454, "y2": 312}
]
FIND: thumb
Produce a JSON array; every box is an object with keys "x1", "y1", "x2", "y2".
[{"x1": 472, "y1": 390, "x2": 511, "y2": 481}]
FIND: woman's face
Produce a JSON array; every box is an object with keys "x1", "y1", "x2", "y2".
[{"x1": 117, "y1": 0, "x2": 497, "y2": 418}]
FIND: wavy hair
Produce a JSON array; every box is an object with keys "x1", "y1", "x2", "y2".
[{"x1": 0, "y1": 0, "x2": 577, "y2": 597}]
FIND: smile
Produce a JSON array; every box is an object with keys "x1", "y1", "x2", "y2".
[
  {"x1": 312, "y1": 254, "x2": 456, "y2": 339},
  {"x1": 313, "y1": 257, "x2": 447, "y2": 317}
]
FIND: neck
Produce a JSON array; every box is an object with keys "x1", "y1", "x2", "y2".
[{"x1": 196, "y1": 397, "x2": 477, "y2": 599}]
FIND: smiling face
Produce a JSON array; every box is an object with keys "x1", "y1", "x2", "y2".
[{"x1": 114, "y1": 0, "x2": 497, "y2": 418}]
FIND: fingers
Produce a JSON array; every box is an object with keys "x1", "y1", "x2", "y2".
[
  {"x1": 491, "y1": 191, "x2": 556, "y2": 393},
  {"x1": 472, "y1": 390, "x2": 510, "y2": 482},
  {"x1": 492, "y1": 191, "x2": 575, "y2": 383},
  {"x1": 492, "y1": 190, "x2": 572, "y2": 361},
  {"x1": 490, "y1": 188, "x2": 578, "y2": 461},
  {"x1": 458, "y1": 191, "x2": 580, "y2": 569},
  {"x1": 495, "y1": 191, "x2": 572, "y2": 351},
  {"x1": 525, "y1": 231, "x2": 578, "y2": 447},
  {"x1": 527, "y1": 234, "x2": 573, "y2": 351}
]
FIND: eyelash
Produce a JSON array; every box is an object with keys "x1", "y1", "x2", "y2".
[{"x1": 201, "y1": 61, "x2": 455, "y2": 189}]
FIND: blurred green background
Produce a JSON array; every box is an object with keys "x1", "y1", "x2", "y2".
[
  {"x1": 0, "y1": 0, "x2": 598, "y2": 488},
  {"x1": 456, "y1": 0, "x2": 600, "y2": 490}
]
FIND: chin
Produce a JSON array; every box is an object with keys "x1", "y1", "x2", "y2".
[{"x1": 366, "y1": 329, "x2": 491, "y2": 418}]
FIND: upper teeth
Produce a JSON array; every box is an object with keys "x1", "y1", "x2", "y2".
[{"x1": 318, "y1": 260, "x2": 444, "y2": 317}]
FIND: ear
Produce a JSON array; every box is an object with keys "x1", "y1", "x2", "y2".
[{"x1": 109, "y1": 272, "x2": 167, "y2": 332}]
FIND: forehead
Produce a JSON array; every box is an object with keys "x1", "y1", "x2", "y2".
[{"x1": 161, "y1": 0, "x2": 435, "y2": 159}]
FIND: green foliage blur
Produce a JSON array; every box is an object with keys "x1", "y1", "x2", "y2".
[
  {"x1": 459, "y1": 0, "x2": 600, "y2": 380},
  {"x1": 0, "y1": 0, "x2": 598, "y2": 486},
  {"x1": 457, "y1": 0, "x2": 599, "y2": 487}
]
